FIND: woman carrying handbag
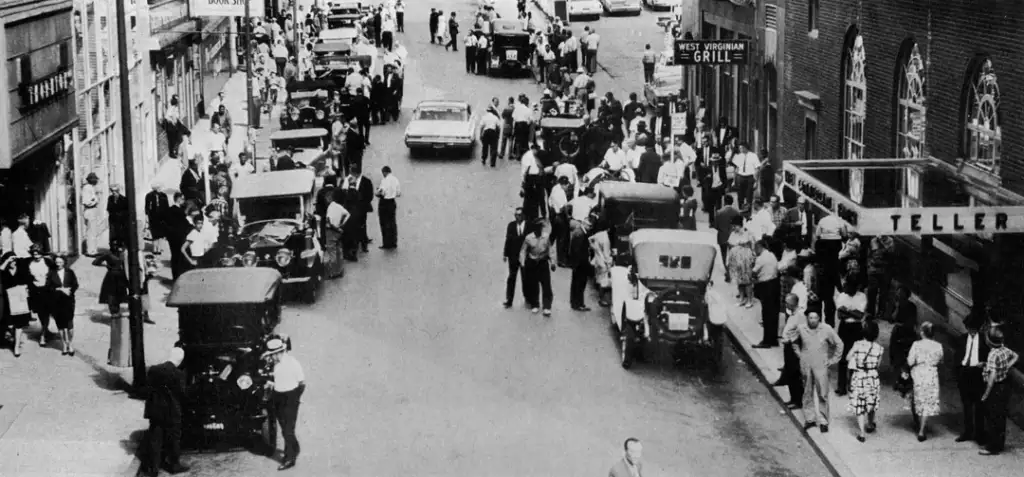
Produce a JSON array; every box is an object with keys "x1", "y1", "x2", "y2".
[{"x1": 1, "y1": 252, "x2": 31, "y2": 357}]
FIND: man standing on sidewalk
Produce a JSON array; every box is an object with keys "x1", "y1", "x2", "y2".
[
  {"x1": 980, "y1": 328, "x2": 1019, "y2": 456},
  {"x1": 776, "y1": 293, "x2": 806, "y2": 409},
  {"x1": 142, "y1": 347, "x2": 189, "y2": 477},
  {"x1": 752, "y1": 239, "x2": 780, "y2": 349},
  {"x1": 714, "y1": 195, "x2": 740, "y2": 282},
  {"x1": 795, "y1": 311, "x2": 843, "y2": 433},
  {"x1": 429, "y1": 8, "x2": 439, "y2": 43},
  {"x1": 956, "y1": 315, "x2": 989, "y2": 446}
]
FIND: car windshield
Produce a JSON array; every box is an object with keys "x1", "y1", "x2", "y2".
[
  {"x1": 416, "y1": 107, "x2": 468, "y2": 121},
  {"x1": 239, "y1": 221, "x2": 298, "y2": 248},
  {"x1": 238, "y1": 197, "x2": 303, "y2": 224}
]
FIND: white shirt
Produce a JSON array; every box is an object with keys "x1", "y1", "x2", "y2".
[
  {"x1": 378, "y1": 174, "x2": 401, "y2": 199},
  {"x1": 554, "y1": 163, "x2": 578, "y2": 185},
  {"x1": 326, "y1": 201, "x2": 350, "y2": 229},
  {"x1": 230, "y1": 161, "x2": 255, "y2": 179},
  {"x1": 465, "y1": 34, "x2": 478, "y2": 47},
  {"x1": 480, "y1": 112, "x2": 501, "y2": 131},
  {"x1": 477, "y1": 36, "x2": 489, "y2": 49},
  {"x1": 816, "y1": 214, "x2": 847, "y2": 241},
  {"x1": 733, "y1": 151, "x2": 759, "y2": 176},
  {"x1": 82, "y1": 183, "x2": 100, "y2": 208},
  {"x1": 254, "y1": 25, "x2": 267, "y2": 36},
  {"x1": 602, "y1": 147, "x2": 627, "y2": 172},
  {"x1": 512, "y1": 103, "x2": 532, "y2": 123},
  {"x1": 548, "y1": 185, "x2": 568, "y2": 212},
  {"x1": 201, "y1": 220, "x2": 220, "y2": 245},
  {"x1": 657, "y1": 161, "x2": 681, "y2": 189},
  {"x1": 11, "y1": 227, "x2": 32, "y2": 258},
  {"x1": 963, "y1": 332, "x2": 982, "y2": 367},
  {"x1": 29, "y1": 259, "x2": 49, "y2": 287},
  {"x1": 0, "y1": 227, "x2": 12, "y2": 254},
  {"x1": 572, "y1": 73, "x2": 591, "y2": 90},
  {"x1": 626, "y1": 145, "x2": 643, "y2": 169},
  {"x1": 186, "y1": 229, "x2": 212, "y2": 257},
  {"x1": 209, "y1": 132, "x2": 227, "y2": 152},
  {"x1": 747, "y1": 207, "x2": 777, "y2": 238},
  {"x1": 586, "y1": 33, "x2": 600, "y2": 50},
  {"x1": 790, "y1": 281, "x2": 808, "y2": 314},
  {"x1": 273, "y1": 44, "x2": 289, "y2": 58},
  {"x1": 568, "y1": 196, "x2": 597, "y2": 222},
  {"x1": 836, "y1": 291, "x2": 868, "y2": 313},
  {"x1": 272, "y1": 354, "x2": 305, "y2": 392},
  {"x1": 521, "y1": 150, "x2": 542, "y2": 177},
  {"x1": 678, "y1": 142, "x2": 697, "y2": 167},
  {"x1": 208, "y1": 96, "x2": 223, "y2": 115},
  {"x1": 345, "y1": 72, "x2": 365, "y2": 95}
]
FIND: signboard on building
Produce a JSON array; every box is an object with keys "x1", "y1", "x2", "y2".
[
  {"x1": 859, "y1": 207, "x2": 1024, "y2": 236},
  {"x1": 673, "y1": 40, "x2": 750, "y2": 65},
  {"x1": 671, "y1": 113, "x2": 687, "y2": 135},
  {"x1": 190, "y1": 0, "x2": 266, "y2": 17}
]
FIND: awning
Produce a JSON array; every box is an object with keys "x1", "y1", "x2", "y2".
[
  {"x1": 781, "y1": 158, "x2": 1024, "y2": 236},
  {"x1": 149, "y1": 20, "x2": 199, "y2": 51}
]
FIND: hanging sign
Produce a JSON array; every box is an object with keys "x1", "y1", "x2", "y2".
[
  {"x1": 674, "y1": 40, "x2": 750, "y2": 65},
  {"x1": 858, "y1": 207, "x2": 1024, "y2": 236},
  {"x1": 189, "y1": 0, "x2": 266, "y2": 17},
  {"x1": 671, "y1": 113, "x2": 687, "y2": 135}
]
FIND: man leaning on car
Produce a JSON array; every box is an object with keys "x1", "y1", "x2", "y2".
[{"x1": 142, "y1": 347, "x2": 189, "y2": 477}]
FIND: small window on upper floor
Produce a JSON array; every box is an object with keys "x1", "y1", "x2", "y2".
[{"x1": 808, "y1": 0, "x2": 819, "y2": 34}]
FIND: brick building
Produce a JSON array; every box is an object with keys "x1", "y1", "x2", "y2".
[{"x1": 775, "y1": 0, "x2": 1024, "y2": 355}]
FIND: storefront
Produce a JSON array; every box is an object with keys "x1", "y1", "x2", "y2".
[
  {"x1": 198, "y1": 17, "x2": 234, "y2": 116},
  {"x1": 150, "y1": 24, "x2": 201, "y2": 160},
  {"x1": 781, "y1": 158, "x2": 1024, "y2": 360},
  {"x1": 1, "y1": 4, "x2": 79, "y2": 254},
  {"x1": 698, "y1": 0, "x2": 760, "y2": 150}
]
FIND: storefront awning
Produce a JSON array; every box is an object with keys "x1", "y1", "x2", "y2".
[
  {"x1": 781, "y1": 158, "x2": 1024, "y2": 236},
  {"x1": 149, "y1": 20, "x2": 199, "y2": 51}
]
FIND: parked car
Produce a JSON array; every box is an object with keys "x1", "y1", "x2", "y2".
[
  {"x1": 644, "y1": 70, "x2": 684, "y2": 110},
  {"x1": 600, "y1": 0, "x2": 642, "y2": 15},
  {"x1": 596, "y1": 181, "x2": 682, "y2": 266},
  {"x1": 487, "y1": 20, "x2": 532, "y2": 76},
  {"x1": 643, "y1": 0, "x2": 675, "y2": 10},
  {"x1": 165, "y1": 267, "x2": 290, "y2": 454},
  {"x1": 568, "y1": 0, "x2": 603, "y2": 20},
  {"x1": 281, "y1": 81, "x2": 332, "y2": 131},
  {"x1": 609, "y1": 229, "x2": 728, "y2": 370},
  {"x1": 403, "y1": 100, "x2": 478, "y2": 156}
]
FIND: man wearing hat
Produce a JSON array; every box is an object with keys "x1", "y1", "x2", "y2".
[
  {"x1": 142, "y1": 347, "x2": 189, "y2": 477},
  {"x1": 264, "y1": 338, "x2": 306, "y2": 471}
]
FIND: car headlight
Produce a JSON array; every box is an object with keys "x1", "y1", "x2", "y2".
[
  {"x1": 237, "y1": 374, "x2": 253, "y2": 390},
  {"x1": 276, "y1": 248, "x2": 293, "y2": 267},
  {"x1": 316, "y1": 109, "x2": 326, "y2": 120}
]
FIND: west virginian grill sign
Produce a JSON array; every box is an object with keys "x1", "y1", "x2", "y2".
[{"x1": 674, "y1": 40, "x2": 750, "y2": 65}]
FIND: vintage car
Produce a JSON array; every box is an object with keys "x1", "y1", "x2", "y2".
[
  {"x1": 596, "y1": 181, "x2": 682, "y2": 265},
  {"x1": 165, "y1": 268, "x2": 289, "y2": 453},
  {"x1": 311, "y1": 41, "x2": 370, "y2": 83},
  {"x1": 488, "y1": 20, "x2": 532, "y2": 76},
  {"x1": 600, "y1": 0, "x2": 642, "y2": 15},
  {"x1": 326, "y1": 2, "x2": 362, "y2": 29},
  {"x1": 231, "y1": 169, "x2": 324, "y2": 303},
  {"x1": 568, "y1": 0, "x2": 603, "y2": 19},
  {"x1": 609, "y1": 229, "x2": 728, "y2": 370},
  {"x1": 282, "y1": 81, "x2": 333, "y2": 131},
  {"x1": 403, "y1": 100, "x2": 477, "y2": 156},
  {"x1": 538, "y1": 116, "x2": 587, "y2": 166},
  {"x1": 269, "y1": 128, "x2": 330, "y2": 170},
  {"x1": 642, "y1": 0, "x2": 675, "y2": 10},
  {"x1": 644, "y1": 70, "x2": 684, "y2": 110},
  {"x1": 320, "y1": 26, "x2": 360, "y2": 44}
]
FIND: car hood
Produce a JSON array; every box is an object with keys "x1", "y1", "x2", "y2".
[{"x1": 405, "y1": 120, "x2": 472, "y2": 137}]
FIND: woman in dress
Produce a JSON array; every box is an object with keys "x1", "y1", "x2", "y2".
[
  {"x1": 679, "y1": 185, "x2": 698, "y2": 231},
  {"x1": 726, "y1": 216, "x2": 756, "y2": 308},
  {"x1": 47, "y1": 254, "x2": 79, "y2": 356},
  {"x1": 907, "y1": 321, "x2": 943, "y2": 441},
  {"x1": 588, "y1": 228, "x2": 613, "y2": 307},
  {"x1": 26, "y1": 244, "x2": 54, "y2": 346},
  {"x1": 93, "y1": 241, "x2": 129, "y2": 319},
  {"x1": 1, "y1": 252, "x2": 30, "y2": 357},
  {"x1": 847, "y1": 320, "x2": 883, "y2": 442}
]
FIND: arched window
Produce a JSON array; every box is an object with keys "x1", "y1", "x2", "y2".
[
  {"x1": 963, "y1": 59, "x2": 1001, "y2": 175},
  {"x1": 896, "y1": 43, "x2": 926, "y2": 159},
  {"x1": 842, "y1": 33, "x2": 866, "y2": 203}
]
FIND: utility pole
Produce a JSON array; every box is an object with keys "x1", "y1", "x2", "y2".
[
  {"x1": 114, "y1": 0, "x2": 146, "y2": 388},
  {"x1": 245, "y1": 0, "x2": 256, "y2": 129},
  {"x1": 292, "y1": 0, "x2": 300, "y2": 54}
]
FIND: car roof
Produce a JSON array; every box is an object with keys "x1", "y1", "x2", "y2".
[
  {"x1": 286, "y1": 80, "x2": 336, "y2": 92},
  {"x1": 539, "y1": 117, "x2": 586, "y2": 128},
  {"x1": 630, "y1": 229, "x2": 719, "y2": 281},
  {"x1": 313, "y1": 40, "x2": 352, "y2": 53},
  {"x1": 167, "y1": 268, "x2": 281, "y2": 306},
  {"x1": 269, "y1": 128, "x2": 329, "y2": 140},
  {"x1": 597, "y1": 181, "x2": 680, "y2": 204},
  {"x1": 320, "y1": 29, "x2": 358, "y2": 41},
  {"x1": 416, "y1": 100, "x2": 469, "y2": 109},
  {"x1": 232, "y1": 169, "x2": 317, "y2": 199},
  {"x1": 492, "y1": 19, "x2": 527, "y2": 33}
]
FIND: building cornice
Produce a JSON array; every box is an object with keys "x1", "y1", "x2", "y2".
[{"x1": 1, "y1": 0, "x2": 73, "y2": 24}]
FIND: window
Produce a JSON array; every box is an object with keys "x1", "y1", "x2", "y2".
[
  {"x1": 18, "y1": 56, "x2": 32, "y2": 85},
  {"x1": 963, "y1": 58, "x2": 1001, "y2": 176},
  {"x1": 804, "y1": 117, "x2": 817, "y2": 160},
  {"x1": 808, "y1": 0, "x2": 819, "y2": 32},
  {"x1": 59, "y1": 42, "x2": 71, "y2": 69},
  {"x1": 896, "y1": 42, "x2": 926, "y2": 160},
  {"x1": 842, "y1": 34, "x2": 866, "y2": 203}
]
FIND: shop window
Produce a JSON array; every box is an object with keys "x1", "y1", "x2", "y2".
[
  {"x1": 59, "y1": 42, "x2": 70, "y2": 70},
  {"x1": 961, "y1": 58, "x2": 1001, "y2": 176},
  {"x1": 804, "y1": 117, "x2": 817, "y2": 160}
]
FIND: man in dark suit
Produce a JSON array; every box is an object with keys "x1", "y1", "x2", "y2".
[
  {"x1": 428, "y1": 8, "x2": 439, "y2": 43},
  {"x1": 783, "y1": 197, "x2": 814, "y2": 246},
  {"x1": 636, "y1": 143, "x2": 661, "y2": 184},
  {"x1": 713, "y1": 116, "x2": 738, "y2": 156},
  {"x1": 956, "y1": 315, "x2": 990, "y2": 445},
  {"x1": 502, "y1": 208, "x2": 528, "y2": 308},
  {"x1": 382, "y1": 65, "x2": 402, "y2": 122},
  {"x1": 714, "y1": 195, "x2": 740, "y2": 282},
  {"x1": 107, "y1": 184, "x2": 130, "y2": 249},
  {"x1": 165, "y1": 193, "x2": 193, "y2": 280},
  {"x1": 344, "y1": 119, "x2": 365, "y2": 175},
  {"x1": 352, "y1": 87, "x2": 372, "y2": 145},
  {"x1": 342, "y1": 165, "x2": 375, "y2": 251},
  {"x1": 142, "y1": 347, "x2": 189, "y2": 477},
  {"x1": 145, "y1": 185, "x2": 170, "y2": 256},
  {"x1": 608, "y1": 437, "x2": 644, "y2": 477},
  {"x1": 179, "y1": 158, "x2": 204, "y2": 207}
]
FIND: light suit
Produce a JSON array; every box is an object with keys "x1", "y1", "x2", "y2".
[{"x1": 795, "y1": 322, "x2": 844, "y2": 425}]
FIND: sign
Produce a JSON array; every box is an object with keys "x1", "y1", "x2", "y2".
[
  {"x1": 670, "y1": 113, "x2": 687, "y2": 135},
  {"x1": 189, "y1": 0, "x2": 266, "y2": 17},
  {"x1": 859, "y1": 207, "x2": 1024, "y2": 236},
  {"x1": 674, "y1": 40, "x2": 750, "y2": 65}
]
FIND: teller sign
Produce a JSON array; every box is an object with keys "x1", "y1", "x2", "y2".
[{"x1": 674, "y1": 40, "x2": 750, "y2": 66}]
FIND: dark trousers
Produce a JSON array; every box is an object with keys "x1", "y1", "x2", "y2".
[
  {"x1": 272, "y1": 384, "x2": 304, "y2": 462},
  {"x1": 466, "y1": 46, "x2": 477, "y2": 73},
  {"x1": 706, "y1": 186, "x2": 725, "y2": 221},
  {"x1": 783, "y1": 344, "x2": 805, "y2": 404},
  {"x1": 836, "y1": 319, "x2": 863, "y2": 393},
  {"x1": 718, "y1": 242, "x2": 731, "y2": 280},
  {"x1": 29, "y1": 288, "x2": 51, "y2": 335},
  {"x1": 815, "y1": 239, "x2": 843, "y2": 324},
  {"x1": 986, "y1": 381, "x2": 1010, "y2": 453},
  {"x1": 553, "y1": 213, "x2": 569, "y2": 266},
  {"x1": 382, "y1": 31, "x2": 394, "y2": 51},
  {"x1": 500, "y1": 126, "x2": 513, "y2": 157},
  {"x1": 866, "y1": 272, "x2": 891, "y2": 319},
  {"x1": 570, "y1": 264, "x2": 589, "y2": 308},
  {"x1": 358, "y1": 116, "x2": 371, "y2": 143},
  {"x1": 958, "y1": 367, "x2": 987, "y2": 441},
  {"x1": 522, "y1": 182, "x2": 546, "y2": 222},
  {"x1": 145, "y1": 420, "x2": 182, "y2": 472},
  {"x1": 735, "y1": 174, "x2": 755, "y2": 210},
  {"x1": 378, "y1": 198, "x2": 398, "y2": 248},
  {"x1": 643, "y1": 62, "x2": 655, "y2": 83},
  {"x1": 755, "y1": 279, "x2": 780, "y2": 345},
  {"x1": 523, "y1": 259, "x2": 553, "y2": 309},
  {"x1": 430, "y1": 26, "x2": 437, "y2": 43},
  {"x1": 110, "y1": 219, "x2": 129, "y2": 249},
  {"x1": 506, "y1": 259, "x2": 527, "y2": 304},
  {"x1": 585, "y1": 50, "x2": 597, "y2": 74},
  {"x1": 537, "y1": 58, "x2": 546, "y2": 82},
  {"x1": 397, "y1": 12, "x2": 404, "y2": 31},
  {"x1": 275, "y1": 57, "x2": 287, "y2": 75},
  {"x1": 481, "y1": 129, "x2": 499, "y2": 165},
  {"x1": 447, "y1": 35, "x2": 458, "y2": 51},
  {"x1": 477, "y1": 52, "x2": 489, "y2": 75},
  {"x1": 512, "y1": 122, "x2": 530, "y2": 159}
]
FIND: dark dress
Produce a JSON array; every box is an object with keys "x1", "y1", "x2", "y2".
[
  {"x1": 93, "y1": 250, "x2": 129, "y2": 308},
  {"x1": 47, "y1": 268, "x2": 79, "y2": 330}
]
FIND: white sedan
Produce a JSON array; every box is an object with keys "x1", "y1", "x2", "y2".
[
  {"x1": 568, "y1": 0, "x2": 603, "y2": 20},
  {"x1": 403, "y1": 100, "x2": 478, "y2": 156}
]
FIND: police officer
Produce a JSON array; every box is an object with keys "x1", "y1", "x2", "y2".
[
  {"x1": 464, "y1": 31, "x2": 478, "y2": 73},
  {"x1": 476, "y1": 32, "x2": 490, "y2": 75},
  {"x1": 480, "y1": 106, "x2": 501, "y2": 166},
  {"x1": 265, "y1": 338, "x2": 306, "y2": 471}
]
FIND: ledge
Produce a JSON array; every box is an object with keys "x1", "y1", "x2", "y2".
[{"x1": 793, "y1": 90, "x2": 820, "y2": 111}]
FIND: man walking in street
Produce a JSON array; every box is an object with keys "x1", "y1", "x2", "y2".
[
  {"x1": 344, "y1": 119, "x2": 365, "y2": 174},
  {"x1": 503, "y1": 208, "x2": 529, "y2": 308},
  {"x1": 480, "y1": 106, "x2": 501, "y2": 166},
  {"x1": 752, "y1": 239, "x2": 780, "y2": 349},
  {"x1": 609, "y1": 437, "x2": 644, "y2": 477},
  {"x1": 775, "y1": 293, "x2": 806, "y2": 409},
  {"x1": 446, "y1": 12, "x2": 460, "y2": 52},
  {"x1": 585, "y1": 28, "x2": 600, "y2": 74},
  {"x1": 265, "y1": 338, "x2": 305, "y2": 471},
  {"x1": 353, "y1": 87, "x2": 372, "y2": 145},
  {"x1": 376, "y1": 166, "x2": 401, "y2": 249},
  {"x1": 341, "y1": 165, "x2": 375, "y2": 252},
  {"x1": 512, "y1": 95, "x2": 532, "y2": 160},
  {"x1": 519, "y1": 219, "x2": 556, "y2": 316},
  {"x1": 956, "y1": 315, "x2": 989, "y2": 446},
  {"x1": 642, "y1": 44, "x2": 657, "y2": 84},
  {"x1": 142, "y1": 347, "x2": 189, "y2": 477},
  {"x1": 795, "y1": 311, "x2": 844, "y2": 433},
  {"x1": 980, "y1": 328, "x2": 1019, "y2": 456}
]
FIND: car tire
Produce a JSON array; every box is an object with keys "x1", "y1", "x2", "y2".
[
  {"x1": 709, "y1": 324, "x2": 726, "y2": 373},
  {"x1": 259, "y1": 408, "x2": 277, "y2": 457},
  {"x1": 621, "y1": 321, "x2": 636, "y2": 369}
]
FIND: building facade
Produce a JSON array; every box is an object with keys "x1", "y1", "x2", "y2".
[
  {"x1": 71, "y1": 0, "x2": 154, "y2": 255},
  {"x1": 778, "y1": 0, "x2": 1024, "y2": 353},
  {"x1": 0, "y1": 1, "x2": 78, "y2": 253}
]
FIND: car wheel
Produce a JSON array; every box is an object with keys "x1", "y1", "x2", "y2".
[
  {"x1": 621, "y1": 322, "x2": 636, "y2": 369},
  {"x1": 260, "y1": 408, "x2": 277, "y2": 457}
]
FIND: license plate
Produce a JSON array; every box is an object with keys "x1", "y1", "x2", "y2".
[
  {"x1": 667, "y1": 313, "x2": 690, "y2": 331},
  {"x1": 433, "y1": 144, "x2": 447, "y2": 148},
  {"x1": 506, "y1": 50, "x2": 518, "y2": 61},
  {"x1": 203, "y1": 423, "x2": 225, "y2": 430}
]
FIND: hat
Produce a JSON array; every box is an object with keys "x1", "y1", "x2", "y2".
[
  {"x1": 543, "y1": 89, "x2": 552, "y2": 96},
  {"x1": 263, "y1": 338, "x2": 286, "y2": 357}
]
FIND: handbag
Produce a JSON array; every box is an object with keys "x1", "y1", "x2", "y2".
[{"x1": 6, "y1": 285, "x2": 29, "y2": 316}]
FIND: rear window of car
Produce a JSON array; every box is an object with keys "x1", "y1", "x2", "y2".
[{"x1": 416, "y1": 108, "x2": 468, "y2": 121}]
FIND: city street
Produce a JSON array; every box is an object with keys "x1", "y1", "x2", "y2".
[{"x1": 164, "y1": 2, "x2": 828, "y2": 476}]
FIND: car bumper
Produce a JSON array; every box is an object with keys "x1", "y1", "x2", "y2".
[
  {"x1": 569, "y1": 8, "x2": 602, "y2": 16},
  {"x1": 605, "y1": 5, "x2": 641, "y2": 12},
  {"x1": 405, "y1": 138, "x2": 474, "y2": 148},
  {"x1": 282, "y1": 276, "x2": 312, "y2": 284}
]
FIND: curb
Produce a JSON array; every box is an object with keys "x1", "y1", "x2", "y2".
[
  {"x1": 722, "y1": 314, "x2": 856, "y2": 477},
  {"x1": 120, "y1": 456, "x2": 143, "y2": 477}
]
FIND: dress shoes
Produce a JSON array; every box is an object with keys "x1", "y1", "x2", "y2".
[
  {"x1": 278, "y1": 460, "x2": 297, "y2": 471},
  {"x1": 572, "y1": 306, "x2": 591, "y2": 312},
  {"x1": 803, "y1": 421, "x2": 816, "y2": 431},
  {"x1": 752, "y1": 343, "x2": 776, "y2": 349},
  {"x1": 502, "y1": 301, "x2": 512, "y2": 308}
]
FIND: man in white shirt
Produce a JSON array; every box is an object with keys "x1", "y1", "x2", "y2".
[
  {"x1": 344, "y1": 69, "x2": 365, "y2": 96},
  {"x1": 657, "y1": 154, "x2": 682, "y2": 190},
  {"x1": 732, "y1": 143, "x2": 760, "y2": 210},
  {"x1": 376, "y1": 165, "x2": 401, "y2": 249},
  {"x1": 511, "y1": 98, "x2": 532, "y2": 159},
  {"x1": 11, "y1": 214, "x2": 33, "y2": 258},
  {"x1": 747, "y1": 199, "x2": 777, "y2": 239},
  {"x1": 549, "y1": 176, "x2": 571, "y2": 264},
  {"x1": 561, "y1": 31, "x2": 579, "y2": 71},
  {"x1": 677, "y1": 138, "x2": 698, "y2": 185},
  {"x1": 381, "y1": 12, "x2": 396, "y2": 51},
  {"x1": 202, "y1": 210, "x2": 222, "y2": 247},
  {"x1": 567, "y1": 188, "x2": 597, "y2": 223},
  {"x1": 521, "y1": 144, "x2": 548, "y2": 221},
  {"x1": 264, "y1": 338, "x2": 305, "y2": 471},
  {"x1": 323, "y1": 194, "x2": 350, "y2": 279},
  {"x1": 571, "y1": 68, "x2": 591, "y2": 98},
  {"x1": 479, "y1": 108, "x2": 502, "y2": 166},
  {"x1": 624, "y1": 138, "x2": 643, "y2": 170},
  {"x1": 584, "y1": 29, "x2": 600, "y2": 75},
  {"x1": 600, "y1": 142, "x2": 627, "y2": 173},
  {"x1": 475, "y1": 34, "x2": 490, "y2": 76},
  {"x1": 752, "y1": 239, "x2": 781, "y2": 348}
]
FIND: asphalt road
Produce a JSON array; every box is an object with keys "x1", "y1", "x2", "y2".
[{"x1": 177, "y1": 2, "x2": 830, "y2": 476}]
